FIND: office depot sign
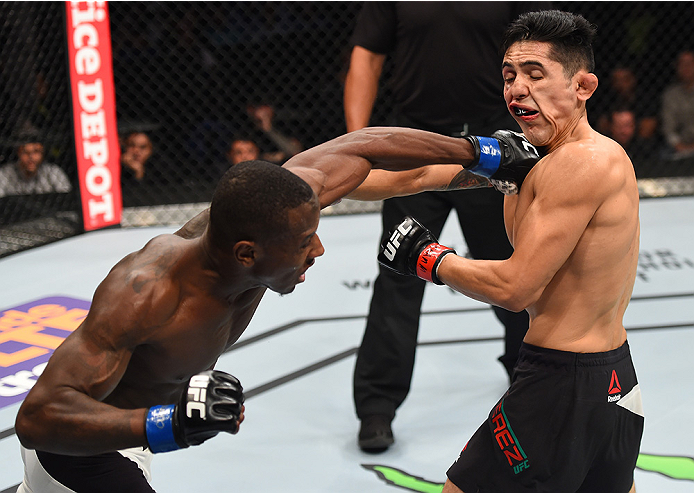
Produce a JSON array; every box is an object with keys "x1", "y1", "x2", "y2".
[{"x1": 66, "y1": 1, "x2": 121, "y2": 231}]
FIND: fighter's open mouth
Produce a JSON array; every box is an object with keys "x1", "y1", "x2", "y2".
[{"x1": 514, "y1": 107, "x2": 538, "y2": 117}]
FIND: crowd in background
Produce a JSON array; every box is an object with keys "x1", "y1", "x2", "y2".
[
  {"x1": 106, "y1": 1, "x2": 694, "y2": 205},
  {"x1": 1, "y1": 2, "x2": 693, "y2": 211}
]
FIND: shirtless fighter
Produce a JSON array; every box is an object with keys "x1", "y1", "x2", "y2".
[
  {"x1": 376, "y1": 10, "x2": 644, "y2": 493},
  {"x1": 15, "y1": 127, "x2": 539, "y2": 489}
]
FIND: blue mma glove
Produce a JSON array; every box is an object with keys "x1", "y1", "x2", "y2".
[
  {"x1": 464, "y1": 129, "x2": 542, "y2": 194},
  {"x1": 146, "y1": 370, "x2": 244, "y2": 453}
]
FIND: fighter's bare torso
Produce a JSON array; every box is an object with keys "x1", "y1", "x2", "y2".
[
  {"x1": 505, "y1": 130, "x2": 640, "y2": 353},
  {"x1": 78, "y1": 233, "x2": 266, "y2": 410}
]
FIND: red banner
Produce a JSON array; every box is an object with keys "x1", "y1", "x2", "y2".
[{"x1": 65, "y1": 1, "x2": 121, "y2": 231}]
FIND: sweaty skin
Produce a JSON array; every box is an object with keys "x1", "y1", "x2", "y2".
[
  {"x1": 283, "y1": 126, "x2": 487, "y2": 208},
  {"x1": 15, "y1": 128, "x2": 486, "y2": 457},
  {"x1": 436, "y1": 41, "x2": 640, "y2": 354},
  {"x1": 15, "y1": 199, "x2": 323, "y2": 455},
  {"x1": 435, "y1": 39, "x2": 640, "y2": 493},
  {"x1": 14, "y1": 88, "x2": 531, "y2": 458}
]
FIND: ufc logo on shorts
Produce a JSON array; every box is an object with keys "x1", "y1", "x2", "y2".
[
  {"x1": 384, "y1": 220, "x2": 413, "y2": 261},
  {"x1": 186, "y1": 374, "x2": 210, "y2": 419}
]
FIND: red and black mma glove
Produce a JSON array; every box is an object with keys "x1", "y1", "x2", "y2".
[
  {"x1": 145, "y1": 370, "x2": 244, "y2": 453},
  {"x1": 378, "y1": 216, "x2": 456, "y2": 285},
  {"x1": 464, "y1": 129, "x2": 543, "y2": 195}
]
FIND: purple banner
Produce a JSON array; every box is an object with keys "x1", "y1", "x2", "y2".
[{"x1": 0, "y1": 296, "x2": 91, "y2": 409}]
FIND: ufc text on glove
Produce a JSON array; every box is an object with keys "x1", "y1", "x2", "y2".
[{"x1": 464, "y1": 130, "x2": 542, "y2": 194}]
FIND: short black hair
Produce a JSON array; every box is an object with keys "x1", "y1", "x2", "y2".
[
  {"x1": 230, "y1": 134, "x2": 259, "y2": 146},
  {"x1": 209, "y1": 160, "x2": 315, "y2": 248},
  {"x1": 12, "y1": 128, "x2": 43, "y2": 148},
  {"x1": 501, "y1": 10, "x2": 597, "y2": 78},
  {"x1": 125, "y1": 131, "x2": 151, "y2": 142}
]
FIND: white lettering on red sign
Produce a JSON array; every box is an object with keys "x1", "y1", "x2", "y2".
[{"x1": 67, "y1": 1, "x2": 121, "y2": 229}]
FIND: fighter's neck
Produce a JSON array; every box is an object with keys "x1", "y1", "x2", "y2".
[
  {"x1": 546, "y1": 112, "x2": 593, "y2": 154},
  {"x1": 195, "y1": 233, "x2": 260, "y2": 299}
]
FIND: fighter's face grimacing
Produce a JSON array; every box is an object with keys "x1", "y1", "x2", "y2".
[
  {"x1": 502, "y1": 41, "x2": 597, "y2": 151},
  {"x1": 258, "y1": 197, "x2": 325, "y2": 295}
]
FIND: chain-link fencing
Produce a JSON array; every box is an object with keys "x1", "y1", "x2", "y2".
[
  {"x1": 0, "y1": 2, "x2": 81, "y2": 257},
  {"x1": 1, "y1": 2, "x2": 693, "y2": 257}
]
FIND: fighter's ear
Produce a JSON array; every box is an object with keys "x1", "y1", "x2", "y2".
[
  {"x1": 576, "y1": 72, "x2": 598, "y2": 101},
  {"x1": 234, "y1": 241, "x2": 257, "y2": 267}
]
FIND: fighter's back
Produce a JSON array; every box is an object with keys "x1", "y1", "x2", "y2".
[{"x1": 73, "y1": 233, "x2": 263, "y2": 408}]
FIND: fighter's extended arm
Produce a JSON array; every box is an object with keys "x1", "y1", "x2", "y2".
[
  {"x1": 345, "y1": 165, "x2": 492, "y2": 202},
  {"x1": 283, "y1": 127, "x2": 541, "y2": 209},
  {"x1": 283, "y1": 127, "x2": 472, "y2": 208}
]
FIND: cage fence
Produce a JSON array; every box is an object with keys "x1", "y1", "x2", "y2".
[{"x1": 1, "y1": 2, "x2": 693, "y2": 258}]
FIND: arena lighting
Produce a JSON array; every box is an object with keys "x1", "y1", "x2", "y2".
[{"x1": 65, "y1": 1, "x2": 122, "y2": 231}]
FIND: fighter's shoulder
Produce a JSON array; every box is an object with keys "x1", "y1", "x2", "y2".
[
  {"x1": 123, "y1": 235, "x2": 185, "y2": 292},
  {"x1": 96, "y1": 235, "x2": 184, "y2": 327},
  {"x1": 119, "y1": 234, "x2": 186, "y2": 275},
  {"x1": 175, "y1": 209, "x2": 210, "y2": 239},
  {"x1": 553, "y1": 131, "x2": 616, "y2": 158},
  {"x1": 542, "y1": 135, "x2": 625, "y2": 183}
]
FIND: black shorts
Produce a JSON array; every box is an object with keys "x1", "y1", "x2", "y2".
[
  {"x1": 34, "y1": 448, "x2": 154, "y2": 493},
  {"x1": 447, "y1": 341, "x2": 644, "y2": 493}
]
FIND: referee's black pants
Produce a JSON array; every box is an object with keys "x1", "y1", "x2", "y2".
[{"x1": 353, "y1": 170, "x2": 529, "y2": 421}]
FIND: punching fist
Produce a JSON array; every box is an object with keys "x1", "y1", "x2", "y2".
[
  {"x1": 464, "y1": 130, "x2": 542, "y2": 194},
  {"x1": 378, "y1": 216, "x2": 456, "y2": 285},
  {"x1": 145, "y1": 370, "x2": 245, "y2": 453}
]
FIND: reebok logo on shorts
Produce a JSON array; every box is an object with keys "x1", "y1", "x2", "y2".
[
  {"x1": 607, "y1": 370, "x2": 622, "y2": 403},
  {"x1": 490, "y1": 399, "x2": 530, "y2": 475}
]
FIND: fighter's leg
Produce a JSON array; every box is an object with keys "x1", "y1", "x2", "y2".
[{"x1": 442, "y1": 479, "x2": 465, "y2": 493}]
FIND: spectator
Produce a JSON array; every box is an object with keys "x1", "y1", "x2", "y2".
[
  {"x1": 213, "y1": 135, "x2": 261, "y2": 188},
  {"x1": 0, "y1": 133, "x2": 71, "y2": 198},
  {"x1": 607, "y1": 108, "x2": 658, "y2": 176},
  {"x1": 343, "y1": 1, "x2": 549, "y2": 453},
  {"x1": 119, "y1": 131, "x2": 168, "y2": 207},
  {"x1": 226, "y1": 135, "x2": 261, "y2": 166},
  {"x1": 609, "y1": 109, "x2": 637, "y2": 149},
  {"x1": 661, "y1": 50, "x2": 694, "y2": 159},
  {"x1": 247, "y1": 103, "x2": 303, "y2": 164},
  {"x1": 593, "y1": 65, "x2": 658, "y2": 140},
  {"x1": 220, "y1": 105, "x2": 303, "y2": 175},
  {"x1": 120, "y1": 131, "x2": 153, "y2": 182}
]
